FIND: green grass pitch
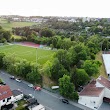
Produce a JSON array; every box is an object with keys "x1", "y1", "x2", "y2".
[{"x1": 0, "y1": 45, "x2": 55, "y2": 65}]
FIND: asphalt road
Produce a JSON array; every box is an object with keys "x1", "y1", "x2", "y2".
[{"x1": 0, "y1": 70, "x2": 82, "y2": 110}]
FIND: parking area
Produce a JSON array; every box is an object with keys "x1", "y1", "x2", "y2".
[{"x1": 99, "y1": 102, "x2": 110, "y2": 110}]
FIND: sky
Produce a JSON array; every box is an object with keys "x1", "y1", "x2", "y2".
[{"x1": 0, "y1": 0, "x2": 110, "y2": 18}]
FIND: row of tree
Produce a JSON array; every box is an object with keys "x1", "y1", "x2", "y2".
[
  {"x1": 0, "y1": 26, "x2": 11, "y2": 43},
  {"x1": 0, "y1": 53, "x2": 42, "y2": 84}
]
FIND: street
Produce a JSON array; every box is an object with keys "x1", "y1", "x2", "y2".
[{"x1": 0, "y1": 70, "x2": 82, "y2": 110}]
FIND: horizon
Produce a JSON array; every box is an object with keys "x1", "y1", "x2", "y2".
[{"x1": 0, "y1": 0, "x2": 110, "y2": 18}]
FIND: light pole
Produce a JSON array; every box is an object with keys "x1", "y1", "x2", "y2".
[{"x1": 36, "y1": 48, "x2": 38, "y2": 65}]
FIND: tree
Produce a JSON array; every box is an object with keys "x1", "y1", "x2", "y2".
[
  {"x1": 15, "y1": 59, "x2": 31, "y2": 78},
  {"x1": 82, "y1": 60, "x2": 101, "y2": 76},
  {"x1": 27, "y1": 64, "x2": 41, "y2": 84},
  {"x1": 40, "y1": 28, "x2": 55, "y2": 37},
  {"x1": 102, "y1": 39, "x2": 109, "y2": 51},
  {"x1": 75, "y1": 69, "x2": 90, "y2": 86},
  {"x1": 59, "y1": 75, "x2": 79, "y2": 100},
  {"x1": 43, "y1": 61, "x2": 52, "y2": 77},
  {"x1": 55, "y1": 49, "x2": 71, "y2": 70},
  {"x1": 69, "y1": 43, "x2": 89, "y2": 66},
  {"x1": 0, "y1": 53, "x2": 5, "y2": 68},
  {"x1": 50, "y1": 58, "x2": 69, "y2": 82},
  {"x1": 86, "y1": 35, "x2": 100, "y2": 54}
]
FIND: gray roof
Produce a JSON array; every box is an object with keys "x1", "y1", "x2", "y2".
[
  {"x1": 12, "y1": 90, "x2": 23, "y2": 96},
  {"x1": 102, "y1": 54, "x2": 110, "y2": 75}
]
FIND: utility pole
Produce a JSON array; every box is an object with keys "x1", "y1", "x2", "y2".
[{"x1": 36, "y1": 48, "x2": 38, "y2": 64}]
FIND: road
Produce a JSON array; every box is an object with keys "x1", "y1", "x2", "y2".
[{"x1": 0, "y1": 70, "x2": 82, "y2": 110}]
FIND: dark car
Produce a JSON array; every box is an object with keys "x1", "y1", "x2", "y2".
[
  {"x1": 10, "y1": 76, "x2": 15, "y2": 80},
  {"x1": 59, "y1": 97, "x2": 69, "y2": 104},
  {"x1": 61, "y1": 99, "x2": 69, "y2": 104}
]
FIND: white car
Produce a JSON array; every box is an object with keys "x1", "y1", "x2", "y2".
[
  {"x1": 29, "y1": 94, "x2": 34, "y2": 98},
  {"x1": 28, "y1": 84, "x2": 34, "y2": 88},
  {"x1": 16, "y1": 78, "x2": 22, "y2": 82}
]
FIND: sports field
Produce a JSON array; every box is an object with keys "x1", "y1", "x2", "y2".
[
  {"x1": 0, "y1": 18, "x2": 38, "y2": 30},
  {"x1": 0, "y1": 44, "x2": 55, "y2": 65}
]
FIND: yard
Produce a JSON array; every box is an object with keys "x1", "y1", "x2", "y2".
[
  {"x1": 0, "y1": 18, "x2": 37, "y2": 30},
  {"x1": 0, "y1": 44, "x2": 55, "y2": 65}
]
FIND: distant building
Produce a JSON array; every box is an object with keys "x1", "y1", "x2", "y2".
[{"x1": 82, "y1": 17, "x2": 90, "y2": 22}]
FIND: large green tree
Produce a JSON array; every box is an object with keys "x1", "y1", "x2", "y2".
[
  {"x1": 75, "y1": 69, "x2": 90, "y2": 86},
  {"x1": 59, "y1": 75, "x2": 79, "y2": 100},
  {"x1": 82, "y1": 60, "x2": 101, "y2": 76},
  {"x1": 27, "y1": 64, "x2": 41, "y2": 84},
  {"x1": 50, "y1": 58, "x2": 69, "y2": 82},
  {"x1": 0, "y1": 53, "x2": 5, "y2": 68},
  {"x1": 55, "y1": 49, "x2": 71, "y2": 71}
]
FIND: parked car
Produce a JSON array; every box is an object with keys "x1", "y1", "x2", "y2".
[
  {"x1": 61, "y1": 99, "x2": 69, "y2": 104},
  {"x1": 29, "y1": 94, "x2": 34, "y2": 98},
  {"x1": 16, "y1": 78, "x2": 22, "y2": 82},
  {"x1": 34, "y1": 86, "x2": 41, "y2": 91},
  {"x1": 10, "y1": 76, "x2": 15, "y2": 80},
  {"x1": 59, "y1": 97, "x2": 69, "y2": 104},
  {"x1": 28, "y1": 84, "x2": 34, "y2": 88},
  {"x1": 24, "y1": 94, "x2": 32, "y2": 100}
]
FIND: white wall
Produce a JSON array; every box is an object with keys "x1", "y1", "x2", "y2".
[
  {"x1": 78, "y1": 90, "x2": 104, "y2": 110},
  {"x1": 104, "y1": 88, "x2": 110, "y2": 98},
  {"x1": 0, "y1": 96, "x2": 15, "y2": 108}
]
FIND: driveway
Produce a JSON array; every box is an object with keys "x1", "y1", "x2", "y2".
[
  {"x1": 0, "y1": 70, "x2": 82, "y2": 110},
  {"x1": 99, "y1": 102, "x2": 110, "y2": 110}
]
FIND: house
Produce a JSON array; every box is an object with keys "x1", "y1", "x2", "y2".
[
  {"x1": 96, "y1": 76, "x2": 110, "y2": 99},
  {"x1": 78, "y1": 80, "x2": 104, "y2": 109},
  {"x1": 0, "y1": 85, "x2": 15, "y2": 109},
  {"x1": 12, "y1": 90, "x2": 24, "y2": 102},
  {"x1": 78, "y1": 76, "x2": 110, "y2": 110}
]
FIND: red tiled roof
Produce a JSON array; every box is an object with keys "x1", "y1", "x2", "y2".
[
  {"x1": 79, "y1": 80, "x2": 104, "y2": 97},
  {"x1": 97, "y1": 76, "x2": 110, "y2": 90},
  {"x1": 0, "y1": 85, "x2": 13, "y2": 100}
]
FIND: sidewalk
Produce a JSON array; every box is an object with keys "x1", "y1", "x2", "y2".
[{"x1": 69, "y1": 100, "x2": 93, "y2": 110}]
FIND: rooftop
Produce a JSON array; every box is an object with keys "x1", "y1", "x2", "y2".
[
  {"x1": 79, "y1": 80, "x2": 104, "y2": 97},
  {"x1": 97, "y1": 76, "x2": 110, "y2": 90},
  {"x1": 102, "y1": 54, "x2": 110, "y2": 75},
  {"x1": 0, "y1": 85, "x2": 13, "y2": 100},
  {"x1": 12, "y1": 90, "x2": 23, "y2": 96}
]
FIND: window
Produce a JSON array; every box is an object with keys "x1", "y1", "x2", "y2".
[
  {"x1": 3, "y1": 99, "x2": 5, "y2": 102},
  {"x1": 7, "y1": 97, "x2": 11, "y2": 102}
]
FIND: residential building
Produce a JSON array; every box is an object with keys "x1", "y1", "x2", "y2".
[
  {"x1": 96, "y1": 76, "x2": 110, "y2": 99},
  {"x1": 12, "y1": 90, "x2": 24, "y2": 102},
  {"x1": 78, "y1": 80, "x2": 104, "y2": 109},
  {"x1": 78, "y1": 76, "x2": 110, "y2": 110},
  {"x1": 0, "y1": 85, "x2": 14, "y2": 109}
]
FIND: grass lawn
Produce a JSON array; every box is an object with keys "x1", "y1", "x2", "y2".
[
  {"x1": 0, "y1": 18, "x2": 37, "y2": 30},
  {"x1": 94, "y1": 51, "x2": 108, "y2": 78},
  {"x1": 0, "y1": 44, "x2": 55, "y2": 65}
]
